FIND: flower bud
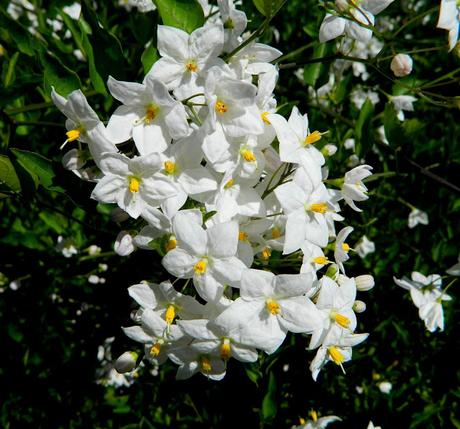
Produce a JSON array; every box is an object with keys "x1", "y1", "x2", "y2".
[
  {"x1": 355, "y1": 274, "x2": 375, "y2": 291},
  {"x1": 353, "y1": 300, "x2": 366, "y2": 313},
  {"x1": 378, "y1": 381, "x2": 392, "y2": 394},
  {"x1": 114, "y1": 351, "x2": 138, "y2": 373},
  {"x1": 62, "y1": 148, "x2": 87, "y2": 171},
  {"x1": 322, "y1": 144, "x2": 337, "y2": 156},
  {"x1": 390, "y1": 54, "x2": 413, "y2": 77},
  {"x1": 114, "y1": 231, "x2": 136, "y2": 256}
]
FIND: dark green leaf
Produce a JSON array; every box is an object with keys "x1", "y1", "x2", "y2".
[
  {"x1": 0, "y1": 155, "x2": 21, "y2": 193},
  {"x1": 141, "y1": 43, "x2": 159, "y2": 75},
  {"x1": 11, "y1": 149, "x2": 55, "y2": 190},
  {"x1": 39, "y1": 51, "x2": 81, "y2": 97},
  {"x1": 155, "y1": 0, "x2": 204, "y2": 33},
  {"x1": 303, "y1": 43, "x2": 330, "y2": 88},
  {"x1": 355, "y1": 98, "x2": 375, "y2": 157},
  {"x1": 253, "y1": 0, "x2": 287, "y2": 18},
  {"x1": 261, "y1": 371, "x2": 277, "y2": 422}
]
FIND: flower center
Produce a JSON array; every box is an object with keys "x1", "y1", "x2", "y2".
[
  {"x1": 313, "y1": 256, "x2": 329, "y2": 265},
  {"x1": 310, "y1": 410, "x2": 318, "y2": 422},
  {"x1": 241, "y1": 149, "x2": 256, "y2": 162},
  {"x1": 328, "y1": 346, "x2": 345, "y2": 365},
  {"x1": 261, "y1": 247, "x2": 271, "y2": 260},
  {"x1": 194, "y1": 259, "x2": 207, "y2": 275},
  {"x1": 330, "y1": 311, "x2": 351, "y2": 329},
  {"x1": 65, "y1": 128, "x2": 81, "y2": 142},
  {"x1": 266, "y1": 298, "x2": 281, "y2": 315},
  {"x1": 304, "y1": 130, "x2": 322, "y2": 145},
  {"x1": 150, "y1": 340, "x2": 163, "y2": 357},
  {"x1": 215, "y1": 100, "x2": 228, "y2": 115},
  {"x1": 145, "y1": 105, "x2": 159, "y2": 124},
  {"x1": 261, "y1": 111, "x2": 271, "y2": 125},
  {"x1": 239, "y1": 231, "x2": 248, "y2": 241},
  {"x1": 165, "y1": 236, "x2": 177, "y2": 252},
  {"x1": 309, "y1": 202, "x2": 328, "y2": 214},
  {"x1": 220, "y1": 338, "x2": 231, "y2": 360},
  {"x1": 271, "y1": 227, "x2": 281, "y2": 239},
  {"x1": 342, "y1": 242, "x2": 350, "y2": 252},
  {"x1": 128, "y1": 176, "x2": 141, "y2": 193},
  {"x1": 185, "y1": 59, "x2": 198, "y2": 72},
  {"x1": 164, "y1": 160, "x2": 177, "y2": 175},
  {"x1": 224, "y1": 18, "x2": 235, "y2": 29},
  {"x1": 224, "y1": 179, "x2": 234, "y2": 189},
  {"x1": 165, "y1": 304, "x2": 176, "y2": 324},
  {"x1": 200, "y1": 356, "x2": 212, "y2": 373}
]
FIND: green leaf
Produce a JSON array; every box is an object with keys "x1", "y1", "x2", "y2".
[
  {"x1": 155, "y1": 0, "x2": 204, "y2": 33},
  {"x1": 0, "y1": 155, "x2": 21, "y2": 193},
  {"x1": 141, "y1": 43, "x2": 159, "y2": 75},
  {"x1": 355, "y1": 98, "x2": 375, "y2": 157},
  {"x1": 261, "y1": 371, "x2": 277, "y2": 422},
  {"x1": 303, "y1": 43, "x2": 329, "y2": 88},
  {"x1": 39, "y1": 51, "x2": 81, "y2": 97},
  {"x1": 39, "y1": 210, "x2": 68, "y2": 234},
  {"x1": 11, "y1": 149, "x2": 55, "y2": 190},
  {"x1": 3, "y1": 51, "x2": 20, "y2": 88},
  {"x1": 253, "y1": 0, "x2": 287, "y2": 18}
]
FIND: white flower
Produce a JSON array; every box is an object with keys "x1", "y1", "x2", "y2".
[
  {"x1": 390, "y1": 53, "x2": 413, "y2": 77},
  {"x1": 355, "y1": 235, "x2": 375, "y2": 258},
  {"x1": 218, "y1": 0, "x2": 247, "y2": 52},
  {"x1": 341, "y1": 165, "x2": 373, "y2": 212},
  {"x1": 114, "y1": 231, "x2": 136, "y2": 256},
  {"x1": 408, "y1": 208, "x2": 429, "y2": 228},
  {"x1": 351, "y1": 89, "x2": 380, "y2": 110},
  {"x1": 367, "y1": 422, "x2": 382, "y2": 429},
  {"x1": 56, "y1": 236, "x2": 78, "y2": 257},
  {"x1": 106, "y1": 75, "x2": 190, "y2": 155},
  {"x1": 90, "y1": 152, "x2": 177, "y2": 218},
  {"x1": 378, "y1": 381, "x2": 392, "y2": 394},
  {"x1": 213, "y1": 269, "x2": 321, "y2": 354},
  {"x1": 446, "y1": 254, "x2": 460, "y2": 276},
  {"x1": 334, "y1": 226, "x2": 353, "y2": 273},
  {"x1": 394, "y1": 272, "x2": 452, "y2": 332},
  {"x1": 162, "y1": 214, "x2": 246, "y2": 302},
  {"x1": 437, "y1": 0, "x2": 460, "y2": 51},
  {"x1": 293, "y1": 412, "x2": 342, "y2": 429},
  {"x1": 391, "y1": 95, "x2": 417, "y2": 120}
]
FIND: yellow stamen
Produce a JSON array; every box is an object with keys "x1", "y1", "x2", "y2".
[
  {"x1": 331, "y1": 311, "x2": 351, "y2": 329},
  {"x1": 215, "y1": 100, "x2": 228, "y2": 114},
  {"x1": 271, "y1": 227, "x2": 281, "y2": 239},
  {"x1": 145, "y1": 105, "x2": 159, "y2": 124},
  {"x1": 128, "y1": 176, "x2": 141, "y2": 193},
  {"x1": 342, "y1": 242, "x2": 350, "y2": 252},
  {"x1": 164, "y1": 160, "x2": 176, "y2": 175},
  {"x1": 266, "y1": 298, "x2": 280, "y2": 315},
  {"x1": 261, "y1": 111, "x2": 271, "y2": 125},
  {"x1": 193, "y1": 260, "x2": 207, "y2": 275},
  {"x1": 65, "y1": 129, "x2": 81, "y2": 142},
  {"x1": 200, "y1": 356, "x2": 212, "y2": 373},
  {"x1": 299, "y1": 418, "x2": 306, "y2": 425},
  {"x1": 328, "y1": 346, "x2": 345, "y2": 365},
  {"x1": 304, "y1": 130, "x2": 322, "y2": 145},
  {"x1": 239, "y1": 231, "x2": 248, "y2": 241},
  {"x1": 313, "y1": 256, "x2": 329, "y2": 265},
  {"x1": 165, "y1": 304, "x2": 175, "y2": 324},
  {"x1": 150, "y1": 342, "x2": 162, "y2": 357},
  {"x1": 165, "y1": 237, "x2": 177, "y2": 252},
  {"x1": 241, "y1": 149, "x2": 256, "y2": 162},
  {"x1": 261, "y1": 247, "x2": 271, "y2": 260},
  {"x1": 309, "y1": 203, "x2": 328, "y2": 214},
  {"x1": 310, "y1": 410, "x2": 318, "y2": 422},
  {"x1": 185, "y1": 60, "x2": 198, "y2": 72},
  {"x1": 224, "y1": 179, "x2": 234, "y2": 189},
  {"x1": 220, "y1": 338, "x2": 231, "y2": 360}
]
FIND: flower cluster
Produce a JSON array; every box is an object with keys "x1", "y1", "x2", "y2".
[{"x1": 53, "y1": 0, "x2": 375, "y2": 381}]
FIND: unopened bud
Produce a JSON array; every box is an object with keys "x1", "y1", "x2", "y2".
[
  {"x1": 114, "y1": 231, "x2": 136, "y2": 256},
  {"x1": 114, "y1": 351, "x2": 138, "y2": 373},
  {"x1": 390, "y1": 54, "x2": 413, "y2": 77},
  {"x1": 353, "y1": 300, "x2": 366, "y2": 313},
  {"x1": 355, "y1": 274, "x2": 375, "y2": 291},
  {"x1": 322, "y1": 144, "x2": 337, "y2": 156}
]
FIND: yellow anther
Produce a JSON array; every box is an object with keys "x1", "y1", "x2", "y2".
[
  {"x1": 165, "y1": 304, "x2": 176, "y2": 324},
  {"x1": 310, "y1": 410, "x2": 318, "y2": 422},
  {"x1": 165, "y1": 237, "x2": 177, "y2": 252},
  {"x1": 342, "y1": 242, "x2": 350, "y2": 252},
  {"x1": 241, "y1": 149, "x2": 256, "y2": 162},
  {"x1": 328, "y1": 346, "x2": 345, "y2": 365},
  {"x1": 224, "y1": 179, "x2": 235, "y2": 189},
  {"x1": 313, "y1": 256, "x2": 329, "y2": 265},
  {"x1": 128, "y1": 176, "x2": 141, "y2": 193},
  {"x1": 65, "y1": 129, "x2": 81, "y2": 142},
  {"x1": 271, "y1": 227, "x2": 281, "y2": 239},
  {"x1": 372, "y1": 372, "x2": 381, "y2": 381},
  {"x1": 331, "y1": 311, "x2": 351, "y2": 329},
  {"x1": 304, "y1": 130, "x2": 322, "y2": 145},
  {"x1": 185, "y1": 59, "x2": 198, "y2": 72},
  {"x1": 193, "y1": 259, "x2": 207, "y2": 275},
  {"x1": 261, "y1": 111, "x2": 271, "y2": 125},
  {"x1": 200, "y1": 356, "x2": 212, "y2": 373},
  {"x1": 261, "y1": 247, "x2": 271, "y2": 260},
  {"x1": 239, "y1": 231, "x2": 248, "y2": 241},
  {"x1": 164, "y1": 160, "x2": 176, "y2": 175},
  {"x1": 150, "y1": 342, "x2": 162, "y2": 357},
  {"x1": 299, "y1": 418, "x2": 306, "y2": 425},
  {"x1": 309, "y1": 202, "x2": 328, "y2": 214},
  {"x1": 220, "y1": 338, "x2": 232, "y2": 360},
  {"x1": 145, "y1": 105, "x2": 159, "y2": 124},
  {"x1": 215, "y1": 100, "x2": 228, "y2": 114},
  {"x1": 266, "y1": 298, "x2": 281, "y2": 315}
]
